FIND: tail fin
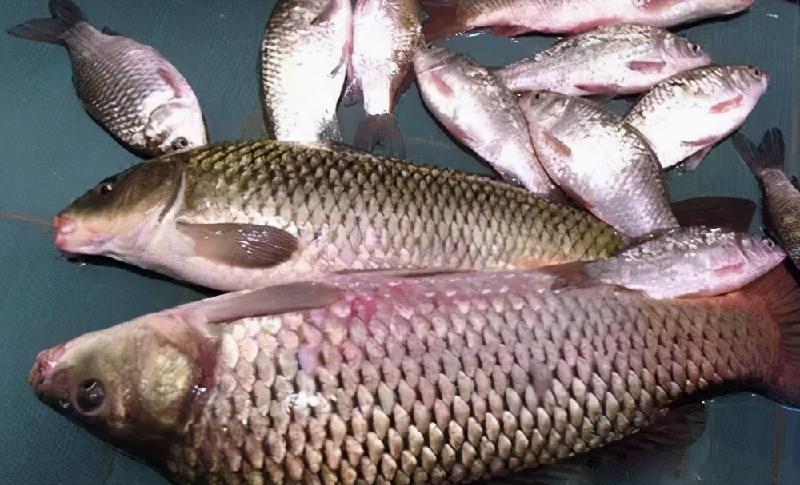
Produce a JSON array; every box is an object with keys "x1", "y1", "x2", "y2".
[
  {"x1": 353, "y1": 113, "x2": 405, "y2": 158},
  {"x1": 732, "y1": 128, "x2": 785, "y2": 176},
  {"x1": 745, "y1": 263, "x2": 800, "y2": 407},
  {"x1": 421, "y1": 0, "x2": 467, "y2": 42},
  {"x1": 7, "y1": 0, "x2": 85, "y2": 44}
]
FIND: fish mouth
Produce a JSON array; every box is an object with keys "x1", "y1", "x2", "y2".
[
  {"x1": 53, "y1": 214, "x2": 112, "y2": 255},
  {"x1": 29, "y1": 344, "x2": 67, "y2": 396}
]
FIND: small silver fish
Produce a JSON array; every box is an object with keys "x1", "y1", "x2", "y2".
[
  {"x1": 260, "y1": 0, "x2": 352, "y2": 144},
  {"x1": 413, "y1": 45, "x2": 560, "y2": 199},
  {"x1": 582, "y1": 226, "x2": 785, "y2": 299},
  {"x1": 8, "y1": 0, "x2": 207, "y2": 156},
  {"x1": 493, "y1": 24, "x2": 711, "y2": 96},
  {"x1": 625, "y1": 65, "x2": 769, "y2": 171},
  {"x1": 422, "y1": 0, "x2": 754, "y2": 41},
  {"x1": 350, "y1": 0, "x2": 422, "y2": 157},
  {"x1": 519, "y1": 91, "x2": 677, "y2": 239}
]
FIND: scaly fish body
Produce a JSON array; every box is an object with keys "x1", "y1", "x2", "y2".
[
  {"x1": 8, "y1": 0, "x2": 207, "y2": 156},
  {"x1": 493, "y1": 24, "x2": 710, "y2": 96},
  {"x1": 30, "y1": 264, "x2": 800, "y2": 484},
  {"x1": 625, "y1": 65, "x2": 769, "y2": 170},
  {"x1": 413, "y1": 45, "x2": 559, "y2": 199},
  {"x1": 733, "y1": 129, "x2": 800, "y2": 270},
  {"x1": 53, "y1": 140, "x2": 622, "y2": 291},
  {"x1": 422, "y1": 0, "x2": 754, "y2": 41},
  {"x1": 519, "y1": 91, "x2": 677, "y2": 239},
  {"x1": 260, "y1": 0, "x2": 352, "y2": 144},
  {"x1": 350, "y1": 0, "x2": 422, "y2": 156}
]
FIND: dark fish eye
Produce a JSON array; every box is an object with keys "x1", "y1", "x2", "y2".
[
  {"x1": 752, "y1": 68, "x2": 761, "y2": 76},
  {"x1": 75, "y1": 378, "x2": 105, "y2": 414},
  {"x1": 172, "y1": 137, "x2": 189, "y2": 150},
  {"x1": 98, "y1": 182, "x2": 114, "y2": 196},
  {"x1": 534, "y1": 92, "x2": 542, "y2": 100},
  {"x1": 688, "y1": 42, "x2": 699, "y2": 53}
]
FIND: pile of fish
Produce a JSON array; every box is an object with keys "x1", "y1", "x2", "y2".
[{"x1": 8, "y1": 0, "x2": 800, "y2": 484}]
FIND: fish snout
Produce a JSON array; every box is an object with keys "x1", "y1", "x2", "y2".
[
  {"x1": 53, "y1": 214, "x2": 77, "y2": 251},
  {"x1": 29, "y1": 344, "x2": 66, "y2": 392}
]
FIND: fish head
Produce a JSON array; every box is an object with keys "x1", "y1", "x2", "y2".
[
  {"x1": 724, "y1": 65, "x2": 769, "y2": 101},
  {"x1": 147, "y1": 100, "x2": 208, "y2": 154},
  {"x1": 29, "y1": 313, "x2": 209, "y2": 461},
  {"x1": 54, "y1": 159, "x2": 184, "y2": 257},
  {"x1": 517, "y1": 91, "x2": 572, "y2": 131},
  {"x1": 661, "y1": 34, "x2": 711, "y2": 71}
]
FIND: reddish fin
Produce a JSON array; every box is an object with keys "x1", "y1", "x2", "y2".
[
  {"x1": 157, "y1": 67, "x2": 185, "y2": 99},
  {"x1": 177, "y1": 222, "x2": 298, "y2": 268},
  {"x1": 421, "y1": 0, "x2": 467, "y2": 41},
  {"x1": 541, "y1": 130, "x2": 572, "y2": 157},
  {"x1": 710, "y1": 94, "x2": 743, "y2": 113},
  {"x1": 574, "y1": 83, "x2": 620, "y2": 95},
  {"x1": 681, "y1": 136, "x2": 718, "y2": 148},
  {"x1": 679, "y1": 145, "x2": 714, "y2": 171},
  {"x1": 670, "y1": 196, "x2": 756, "y2": 233},
  {"x1": 742, "y1": 263, "x2": 800, "y2": 407},
  {"x1": 354, "y1": 113, "x2": 405, "y2": 157},
  {"x1": 634, "y1": 0, "x2": 682, "y2": 11},
  {"x1": 429, "y1": 71, "x2": 454, "y2": 97},
  {"x1": 627, "y1": 60, "x2": 666, "y2": 73},
  {"x1": 490, "y1": 24, "x2": 531, "y2": 37},
  {"x1": 171, "y1": 281, "x2": 342, "y2": 326}
]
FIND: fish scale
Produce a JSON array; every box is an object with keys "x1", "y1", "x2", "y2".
[
  {"x1": 156, "y1": 271, "x2": 780, "y2": 484},
  {"x1": 157, "y1": 141, "x2": 622, "y2": 289}
]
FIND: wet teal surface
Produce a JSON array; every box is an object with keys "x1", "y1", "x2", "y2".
[{"x1": 0, "y1": 0, "x2": 799, "y2": 484}]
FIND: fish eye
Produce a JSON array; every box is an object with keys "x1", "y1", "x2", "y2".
[
  {"x1": 172, "y1": 137, "x2": 189, "y2": 150},
  {"x1": 688, "y1": 42, "x2": 700, "y2": 53},
  {"x1": 75, "y1": 378, "x2": 105, "y2": 414},
  {"x1": 534, "y1": 92, "x2": 542, "y2": 100},
  {"x1": 751, "y1": 67, "x2": 761, "y2": 77},
  {"x1": 97, "y1": 182, "x2": 114, "y2": 196}
]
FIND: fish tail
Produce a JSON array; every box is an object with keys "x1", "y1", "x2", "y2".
[
  {"x1": 732, "y1": 127, "x2": 786, "y2": 176},
  {"x1": 746, "y1": 263, "x2": 800, "y2": 407},
  {"x1": 7, "y1": 0, "x2": 86, "y2": 44},
  {"x1": 421, "y1": 0, "x2": 467, "y2": 42},
  {"x1": 354, "y1": 113, "x2": 405, "y2": 158}
]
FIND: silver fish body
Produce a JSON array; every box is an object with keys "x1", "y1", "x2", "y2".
[
  {"x1": 583, "y1": 226, "x2": 785, "y2": 299},
  {"x1": 423, "y1": 0, "x2": 754, "y2": 41},
  {"x1": 8, "y1": 0, "x2": 207, "y2": 156},
  {"x1": 29, "y1": 264, "x2": 800, "y2": 484},
  {"x1": 413, "y1": 45, "x2": 559, "y2": 199},
  {"x1": 260, "y1": 0, "x2": 352, "y2": 144},
  {"x1": 493, "y1": 24, "x2": 711, "y2": 96},
  {"x1": 519, "y1": 91, "x2": 677, "y2": 239},
  {"x1": 625, "y1": 65, "x2": 769, "y2": 170}
]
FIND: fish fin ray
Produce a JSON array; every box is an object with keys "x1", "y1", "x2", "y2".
[
  {"x1": 354, "y1": 113, "x2": 405, "y2": 157},
  {"x1": 49, "y1": 0, "x2": 86, "y2": 25},
  {"x1": 670, "y1": 196, "x2": 756, "y2": 233},
  {"x1": 170, "y1": 282, "x2": 343, "y2": 326},
  {"x1": 679, "y1": 145, "x2": 714, "y2": 171},
  {"x1": 176, "y1": 222, "x2": 298, "y2": 268},
  {"x1": 101, "y1": 26, "x2": 121, "y2": 36},
  {"x1": 627, "y1": 60, "x2": 667, "y2": 73},
  {"x1": 7, "y1": 19, "x2": 69, "y2": 44},
  {"x1": 733, "y1": 127, "x2": 785, "y2": 174}
]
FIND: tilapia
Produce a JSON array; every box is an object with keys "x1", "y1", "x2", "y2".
[
  {"x1": 52, "y1": 140, "x2": 622, "y2": 291},
  {"x1": 260, "y1": 0, "x2": 352, "y2": 144},
  {"x1": 8, "y1": 0, "x2": 207, "y2": 157},
  {"x1": 733, "y1": 128, "x2": 800, "y2": 270},
  {"x1": 625, "y1": 65, "x2": 769, "y2": 171},
  {"x1": 581, "y1": 226, "x2": 785, "y2": 299},
  {"x1": 29, "y1": 262, "x2": 800, "y2": 484},
  {"x1": 493, "y1": 24, "x2": 711, "y2": 96},
  {"x1": 350, "y1": 0, "x2": 422, "y2": 157},
  {"x1": 422, "y1": 0, "x2": 754, "y2": 41},
  {"x1": 518, "y1": 91, "x2": 677, "y2": 239},
  {"x1": 413, "y1": 45, "x2": 560, "y2": 199}
]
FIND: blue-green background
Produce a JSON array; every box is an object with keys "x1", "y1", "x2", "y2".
[{"x1": 0, "y1": 1, "x2": 798, "y2": 483}]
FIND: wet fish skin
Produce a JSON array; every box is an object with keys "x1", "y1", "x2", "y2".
[
  {"x1": 8, "y1": 0, "x2": 207, "y2": 156},
  {"x1": 583, "y1": 226, "x2": 786, "y2": 299},
  {"x1": 625, "y1": 65, "x2": 769, "y2": 170},
  {"x1": 413, "y1": 45, "x2": 560, "y2": 199},
  {"x1": 422, "y1": 0, "x2": 754, "y2": 41},
  {"x1": 260, "y1": 0, "x2": 352, "y2": 144},
  {"x1": 350, "y1": 0, "x2": 422, "y2": 156},
  {"x1": 52, "y1": 140, "x2": 622, "y2": 291},
  {"x1": 733, "y1": 128, "x2": 800, "y2": 270},
  {"x1": 493, "y1": 24, "x2": 711, "y2": 96},
  {"x1": 29, "y1": 263, "x2": 800, "y2": 484},
  {"x1": 518, "y1": 91, "x2": 677, "y2": 239}
]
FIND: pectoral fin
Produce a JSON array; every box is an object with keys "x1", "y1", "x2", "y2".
[{"x1": 177, "y1": 222, "x2": 298, "y2": 268}]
